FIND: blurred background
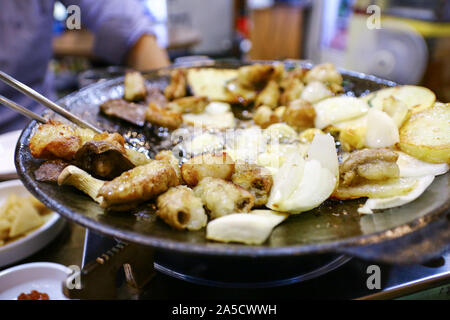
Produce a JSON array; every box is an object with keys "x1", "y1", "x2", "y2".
[{"x1": 51, "y1": 0, "x2": 450, "y2": 101}]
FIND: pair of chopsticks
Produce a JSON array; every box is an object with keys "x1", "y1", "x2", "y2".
[{"x1": 0, "y1": 70, "x2": 101, "y2": 133}]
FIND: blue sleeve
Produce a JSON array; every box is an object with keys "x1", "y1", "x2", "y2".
[{"x1": 61, "y1": 0, "x2": 167, "y2": 65}]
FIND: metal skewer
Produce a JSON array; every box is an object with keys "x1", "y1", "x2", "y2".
[
  {"x1": 0, "y1": 70, "x2": 101, "y2": 133},
  {"x1": 0, "y1": 94, "x2": 47, "y2": 124}
]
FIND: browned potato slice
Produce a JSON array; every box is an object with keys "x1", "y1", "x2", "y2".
[
  {"x1": 187, "y1": 68, "x2": 238, "y2": 102},
  {"x1": 29, "y1": 121, "x2": 82, "y2": 161},
  {"x1": 333, "y1": 177, "x2": 419, "y2": 200},
  {"x1": 364, "y1": 85, "x2": 436, "y2": 114},
  {"x1": 181, "y1": 152, "x2": 235, "y2": 187},
  {"x1": 124, "y1": 72, "x2": 147, "y2": 102},
  {"x1": 398, "y1": 103, "x2": 450, "y2": 163}
]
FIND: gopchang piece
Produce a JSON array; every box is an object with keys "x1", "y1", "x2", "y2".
[
  {"x1": 164, "y1": 69, "x2": 187, "y2": 100},
  {"x1": 255, "y1": 80, "x2": 280, "y2": 108},
  {"x1": 155, "y1": 150, "x2": 183, "y2": 184},
  {"x1": 231, "y1": 163, "x2": 273, "y2": 206},
  {"x1": 156, "y1": 186, "x2": 207, "y2": 230},
  {"x1": 206, "y1": 210, "x2": 287, "y2": 245},
  {"x1": 339, "y1": 148, "x2": 400, "y2": 187},
  {"x1": 181, "y1": 152, "x2": 235, "y2": 187},
  {"x1": 167, "y1": 96, "x2": 210, "y2": 114},
  {"x1": 124, "y1": 71, "x2": 147, "y2": 102},
  {"x1": 237, "y1": 64, "x2": 275, "y2": 89},
  {"x1": 193, "y1": 177, "x2": 255, "y2": 219},
  {"x1": 98, "y1": 160, "x2": 179, "y2": 210},
  {"x1": 145, "y1": 102, "x2": 182, "y2": 130},
  {"x1": 267, "y1": 134, "x2": 339, "y2": 213},
  {"x1": 282, "y1": 98, "x2": 316, "y2": 131}
]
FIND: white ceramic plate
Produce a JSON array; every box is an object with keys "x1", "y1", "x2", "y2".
[
  {"x1": 0, "y1": 130, "x2": 21, "y2": 180},
  {"x1": 0, "y1": 262, "x2": 72, "y2": 299},
  {"x1": 0, "y1": 180, "x2": 66, "y2": 268}
]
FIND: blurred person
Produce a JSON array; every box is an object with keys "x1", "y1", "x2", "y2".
[{"x1": 0, "y1": 0, "x2": 170, "y2": 134}]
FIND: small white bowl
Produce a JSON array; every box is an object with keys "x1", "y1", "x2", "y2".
[
  {"x1": 0, "y1": 130, "x2": 21, "y2": 180},
  {"x1": 0, "y1": 180, "x2": 66, "y2": 267},
  {"x1": 0, "y1": 262, "x2": 72, "y2": 300}
]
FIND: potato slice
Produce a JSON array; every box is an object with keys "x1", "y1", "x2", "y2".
[
  {"x1": 314, "y1": 96, "x2": 369, "y2": 129},
  {"x1": 363, "y1": 85, "x2": 435, "y2": 114},
  {"x1": 9, "y1": 200, "x2": 43, "y2": 238},
  {"x1": 398, "y1": 103, "x2": 450, "y2": 163},
  {"x1": 187, "y1": 68, "x2": 238, "y2": 102},
  {"x1": 333, "y1": 177, "x2": 419, "y2": 200},
  {"x1": 206, "y1": 210, "x2": 287, "y2": 245},
  {"x1": 358, "y1": 175, "x2": 434, "y2": 214}
]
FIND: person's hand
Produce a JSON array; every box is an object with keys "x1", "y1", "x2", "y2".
[{"x1": 126, "y1": 34, "x2": 170, "y2": 71}]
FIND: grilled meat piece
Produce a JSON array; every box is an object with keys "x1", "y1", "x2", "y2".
[
  {"x1": 340, "y1": 148, "x2": 400, "y2": 186},
  {"x1": 231, "y1": 163, "x2": 273, "y2": 206},
  {"x1": 181, "y1": 152, "x2": 235, "y2": 187},
  {"x1": 164, "y1": 69, "x2": 187, "y2": 100},
  {"x1": 156, "y1": 185, "x2": 207, "y2": 230},
  {"x1": 34, "y1": 160, "x2": 70, "y2": 183},
  {"x1": 29, "y1": 121, "x2": 85, "y2": 161},
  {"x1": 145, "y1": 102, "x2": 182, "y2": 130},
  {"x1": 98, "y1": 160, "x2": 179, "y2": 208},
  {"x1": 100, "y1": 99, "x2": 147, "y2": 126},
  {"x1": 193, "y1": 177, "x2": 255, "y2": 219}
]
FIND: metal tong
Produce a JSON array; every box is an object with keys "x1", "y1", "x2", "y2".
[{"x1": 0, "y1": 70, "x2": 101, "y2": 133}]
